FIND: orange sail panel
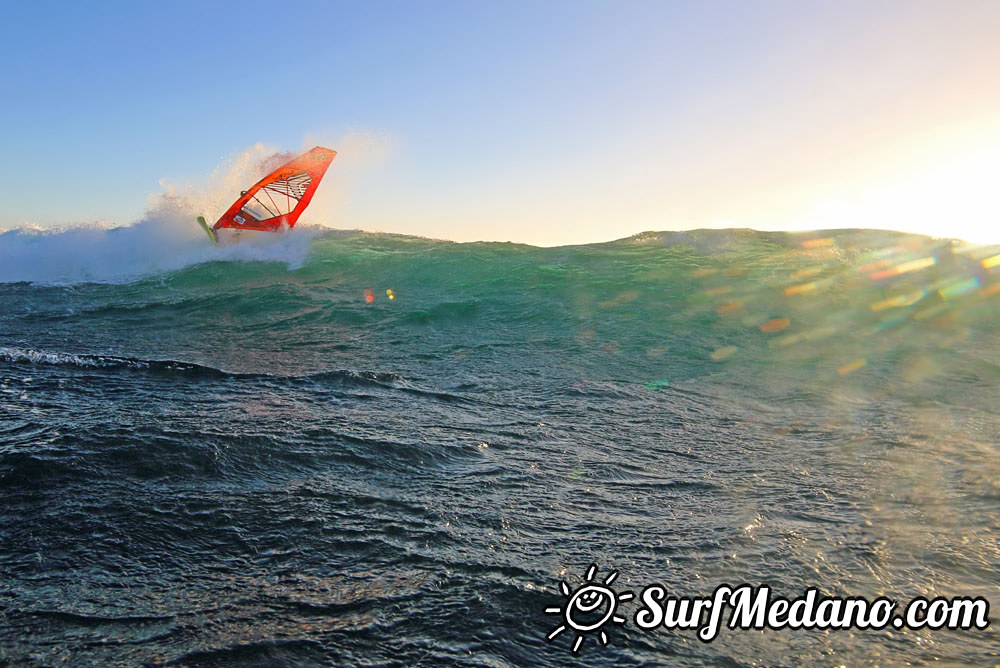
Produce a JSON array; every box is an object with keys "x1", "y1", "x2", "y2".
[{"x1": 213, "y1": 147, "x2": 336, "y2": 233}]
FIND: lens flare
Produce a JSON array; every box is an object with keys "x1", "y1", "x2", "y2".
[
  {"x1": 760, "y1": 318, "x2": 790, "y2": 333},
  {"x1": 867, "y1": 257, "x2": 936, "y2": 281},
  {"x1": 838, "y1": 358, "x2": 867, "y2": 375},
  {"x1": 938, "y1": 278, "x2": 980, "y2": 299},
  {"x1": 981, "y1": 254, "x2": 1000, "y2": 269}
]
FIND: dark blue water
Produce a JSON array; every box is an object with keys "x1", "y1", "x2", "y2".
[{"x1": 1, "y1": 228, "x2": 998, "y2": 665}]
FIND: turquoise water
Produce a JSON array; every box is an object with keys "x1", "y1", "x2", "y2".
[{"x1": 1, "y1": 227, "x2": 998, "y2": 665}]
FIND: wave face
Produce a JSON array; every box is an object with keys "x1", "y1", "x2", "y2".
[{"x1": 2, "y1": 227, "x2": 999, "y2": 666}]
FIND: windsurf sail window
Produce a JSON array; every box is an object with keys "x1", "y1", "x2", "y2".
[{"x1": 240, "y1": 171, "x2": 314, "y2": 221}]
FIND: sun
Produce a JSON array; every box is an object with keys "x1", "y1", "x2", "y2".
[
  {"x1": 545, "y1": 564, "x2": 634, "y2": 653},
  {"x1": 794, "y1": 128, "x2": 1000, "y2": 244}
]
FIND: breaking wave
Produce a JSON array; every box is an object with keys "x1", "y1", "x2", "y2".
[{"x1": 0, "y1": 138, "x2": 386, "y2": 285}]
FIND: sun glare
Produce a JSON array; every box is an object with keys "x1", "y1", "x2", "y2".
[{"x1": 800, "y1": 131, "x2": 1000, "y2": 243}]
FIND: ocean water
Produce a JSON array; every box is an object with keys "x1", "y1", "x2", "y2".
[{"x1": 1, "y1": 224, "x2": 998, "y2": 666}]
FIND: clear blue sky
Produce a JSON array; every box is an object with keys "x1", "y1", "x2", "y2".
[{"x1": 3, "y1": 0, "x2": 999, "y2": 244}]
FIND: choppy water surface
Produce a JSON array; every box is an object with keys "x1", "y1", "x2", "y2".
[{"x1": 1, "y1": 227, "x2": 998, "y2": 666}]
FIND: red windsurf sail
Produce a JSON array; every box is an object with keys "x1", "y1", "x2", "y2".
[{"x1": 212, "y1": 146, "x2": 336, "y2": 233}]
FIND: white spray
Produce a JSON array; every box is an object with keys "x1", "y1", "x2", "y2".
[{"x1": 0, "y1": 134, "x2": 389, "y2": 286}]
